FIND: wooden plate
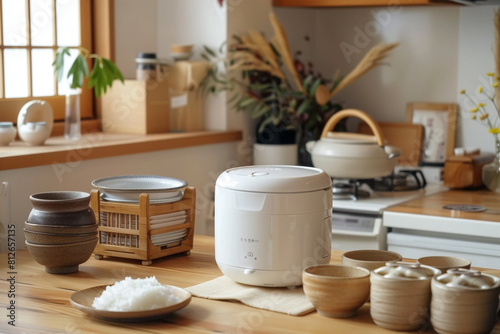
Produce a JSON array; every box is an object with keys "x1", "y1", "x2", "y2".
[{"x1": 70, "y1": 284, "x2": 191, "y2": 322}]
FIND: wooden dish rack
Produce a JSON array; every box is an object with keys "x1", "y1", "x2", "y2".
[{"x1": 90, "y1": 187, "x2": 195, "y2": 265}]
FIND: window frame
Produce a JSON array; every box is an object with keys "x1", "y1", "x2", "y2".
[{"x1": 0, "y1": 0, "x2": 94, "y2": 125}]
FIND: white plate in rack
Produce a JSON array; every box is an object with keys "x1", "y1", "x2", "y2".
[
  {"x1": 150, "y1": 211, "x2": 187, "y2": 221},
  {"x1": 150, "y1": 218, "x2": 187, "y2": 230},
  {"x1": 92, "y1": 175, "x2": 187, "y2": 203},
  {"x1": 151, "y1": 230, "x2": 187, "y2": 246}
]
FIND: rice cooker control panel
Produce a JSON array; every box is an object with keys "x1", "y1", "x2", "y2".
[{"x1": 241, "y1": 237, "x2": 260, "y2": 262}]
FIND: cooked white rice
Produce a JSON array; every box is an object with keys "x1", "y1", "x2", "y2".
[{"x1": 92, "y1": 276, "x2": 181, "y2": 311}]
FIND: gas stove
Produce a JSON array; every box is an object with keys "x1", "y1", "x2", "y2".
[
  {"x1": 330, "y1": 170, "x2": 445, "y2": 251},
  {"x1": 332, "y1": 170, "x2": 437, "y2": 215}
]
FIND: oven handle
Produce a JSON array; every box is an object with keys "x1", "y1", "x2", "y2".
[
  {"x1": 331, "y1": 229, "x2": 381, "y2": 237},
  {"x1": 331, "y1": 217, "x2": 383, "y2": 237}
]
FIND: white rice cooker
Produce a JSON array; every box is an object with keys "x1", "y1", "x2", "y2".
[{"x1": 214, "y1": 165, "x2": 333, "y2": 287}]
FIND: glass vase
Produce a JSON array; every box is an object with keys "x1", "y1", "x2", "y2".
[
  {"x1": 65, "y1": 89, "x2": 81, "y2": 140},
  {"x1": 482, "y1": 144, "x2": 500, "y2": 193}
]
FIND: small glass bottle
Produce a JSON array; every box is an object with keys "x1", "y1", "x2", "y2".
[{"x1": 135, "y1": 53, "x2": 158, "y2": 81}]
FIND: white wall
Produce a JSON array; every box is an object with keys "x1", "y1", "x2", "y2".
[{"x1": 114, "y1": 0, "x2": 158, "y2": 80}]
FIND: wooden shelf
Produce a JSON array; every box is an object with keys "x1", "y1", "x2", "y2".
[
  {"x1": 272, "y1": 0, "x2": 460, "y2": 7},
  {"x1": 0, "y1": 130, "x2": 242, "y2": 171}
]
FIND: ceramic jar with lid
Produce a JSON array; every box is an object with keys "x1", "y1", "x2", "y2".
[
  {"x1": 431, "y1": 268, "x2": 500, "y2": 334},
  {"x1": 135, "y1": 53, "x2": 167, "y2": 81},
  {"x1": 370, "y1": 262, "x2": 441, "y2": 331},
  {"x1": 0, "y1": 122, "x2": 16, "y2": 146},
  {"x1": 27, "y1": 191, "x2": 96, "y2": 226}
]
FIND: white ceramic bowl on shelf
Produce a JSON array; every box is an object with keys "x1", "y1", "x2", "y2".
[{"x1": 0, "y1": 122, "x2": 17, "y2": 146}]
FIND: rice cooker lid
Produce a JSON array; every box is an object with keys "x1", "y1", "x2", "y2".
[{"x1": 216, "y1": 165, "x2": 332, "y2": 193}]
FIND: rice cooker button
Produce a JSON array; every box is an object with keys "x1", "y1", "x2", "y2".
[
  {"x1": 244, "y1": 269, "x2": 255, "y2": 275},
  {"x1": 251, "y1": 172, "x2": 268, "y2": 177}
]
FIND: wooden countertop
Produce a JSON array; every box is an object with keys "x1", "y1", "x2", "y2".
[
  {"x1": 385, "y1": 188, "x2": 500, "y2": 222},
  {"x1": 1, "y1": 235, "x2": 499, "y2": 333}
]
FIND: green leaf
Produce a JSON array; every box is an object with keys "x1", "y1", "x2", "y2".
[
  {"x1": 236, "y1": 97, "x2": 257, "y2": 110},
  {"x1": 247, "y1": 83, "x2": 271, "y2": 91},
  {"x1": 296, "y1": 98, "x2": 311, "y2": 116},
  {"x1": 258, "y1": 117, "x2": 274, "y2": 133},
  {"x1": 102, "y1": 58, "x2": 124, "y2": 82},
  {"x1": 203, "y1": 45, "x2": 216, "y2": 58},
  {"x1": 228, "y1": 92, "x2": 241, "y2": 104},
  {"x1": 250, "y1": 104, "x2": 270, "y2": 119},
  {"x1": 67, "y1": 53, "x2": 88, "y2": 89},
  {"x1": 309, "y1": 78, "x2": 322, "y2": 97},
  {"x1": 53, "y1": 47, "x2": 71, "y2": 82},
  {"x1": 87, "y1": 57, "x2": 124, "y2": 97},
  {"x1": 218, "y1": 41, "x2": 227, "y2": 54},
  {"x1": 302, "y1": 75, "x2": 314, "y2": 93}
]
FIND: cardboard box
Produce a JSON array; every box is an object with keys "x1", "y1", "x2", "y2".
[
  {"x1": 101, "y1": 79, "x2": 170, "y2": 134},
  {"x1": 168, "y1": 61, "x2": 209, "y2": 132}
]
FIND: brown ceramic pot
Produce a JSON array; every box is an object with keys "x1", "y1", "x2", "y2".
[{"x1": 27, "y1": 191, "x2": 96, "y2": 226}]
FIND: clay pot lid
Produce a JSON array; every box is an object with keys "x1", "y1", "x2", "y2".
[
  {"x1": 434, "y1": 268, "x2": 500, "y2": 290},
  {"x1": 373, "y1": 262, "x2": 441, "y2": 280}
]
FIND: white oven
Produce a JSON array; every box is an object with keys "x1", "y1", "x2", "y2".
[
  {"x1": 331, "y1": 183, "x2": 443, "y2": 251},
  {"x1": 383, "y1": 208, "x2": 500, "y2": 270}
]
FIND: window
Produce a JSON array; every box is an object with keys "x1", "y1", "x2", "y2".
[{"x1": 0, "y1": 0, "x2": 92, "y2": 124}]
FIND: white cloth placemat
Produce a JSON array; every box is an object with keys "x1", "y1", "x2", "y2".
[{"x1": 185, "y1": 276, "x2": 314, "y2": 316}]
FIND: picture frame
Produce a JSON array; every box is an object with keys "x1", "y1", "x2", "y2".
[{"x1": 406, "y1": 102, "x2": 457, "y2": 165}]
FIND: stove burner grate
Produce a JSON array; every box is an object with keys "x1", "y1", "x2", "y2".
[
  {"x1": 332, "y1": 181, "x2": 369, "y2": 201},
  {"x1": 442, "y1": 204, "x2": 487, "y2": 212}
]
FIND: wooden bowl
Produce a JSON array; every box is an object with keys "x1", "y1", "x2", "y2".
[
  {"x1": 417, "y1": 256, "x2": 471, "y2": 273},
  {"x1": 23, "y1": 228, "x2": 97, "y2": 245},
  {"x1": 24, "y1": 221, "x2": 98, "y2": 234},
  {"x1": 302, "y1": 265, "x2": 370, "y2": 318},
  {"x1": 170, "y1": 44, "x2": 193, "y2": 54},
  {"x1": 25, "y1": 238, "x2": 97, "y2": 274},
  {"x1": 342, "y1": 250, "x2": 402, "y2": 271}
]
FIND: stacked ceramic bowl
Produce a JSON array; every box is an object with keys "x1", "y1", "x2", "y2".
[{"x1": 23, "y1": 191, "x2": 98, "y2": 274}]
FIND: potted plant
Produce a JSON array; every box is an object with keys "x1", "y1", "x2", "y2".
[
  {"x1": 202, "y1": 13, "x2": 397, "y2": 166},
  {"x1": 53, "y1": 47, "x2": 124, "y2": 140}
]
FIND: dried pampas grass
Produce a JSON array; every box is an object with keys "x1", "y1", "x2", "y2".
[
  {"x1": 269, "y1": 12, "x2": 305, "y2": 93},
  {"x1": 227, "y1": 13, "x2": 397, "y2": 107},
  {"x1": 329, "y1": 42, "x2": 399, "y2": 99},
  {"x1": 228, "y1": 30, "x2": 286, "y2": 80}
]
